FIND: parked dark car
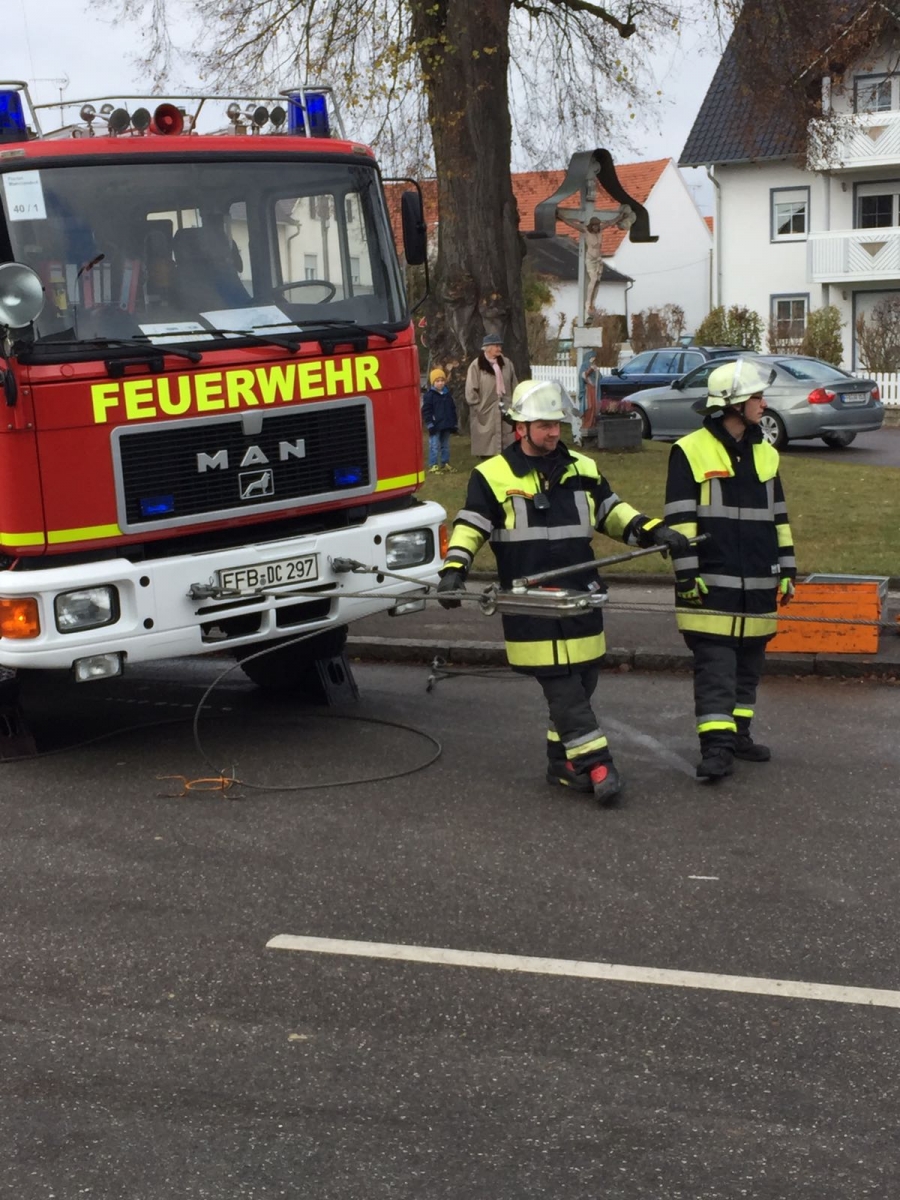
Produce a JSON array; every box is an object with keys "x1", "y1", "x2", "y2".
[
  {"x1": 595, "y1": 346, "x2": 746, "y2": 403},
  {"x1": 626, "y1": 354, "x2": 884, "y2": 448}
]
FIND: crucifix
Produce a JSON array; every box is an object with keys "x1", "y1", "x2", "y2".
[
  {"x1": 529, "y1": 148, "x2": 657, "y2": 345},
  {"x1": 556, "y1": 190, "x2": 636, "y2": 323}
]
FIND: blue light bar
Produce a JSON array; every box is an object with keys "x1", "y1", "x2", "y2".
[
  {"x1": 286, "y1": 92, "x2": 307, "y2": 136},
  {"x1": 333, "y1": 466, "x2": 363, "y2": 487},
  {"x1": 305, "y1": 92, "x2": 330, "y2": 138},
  {"x1": 140, "y1": 495, "x2": 175, "y2": 517},
  {"x1": 0, "y1": 90, "x2": 28, "y2": 145},
  {"x1": 285, "y1": 90, "x2": 330, "y2": 138}
]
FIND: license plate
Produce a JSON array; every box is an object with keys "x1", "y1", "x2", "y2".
[
  {"x1": 840, "y1": 392, "x2": 866, "y2": 405},
  {"x1": 217, "y1": 554, "x2": 319, "y2": 593}
]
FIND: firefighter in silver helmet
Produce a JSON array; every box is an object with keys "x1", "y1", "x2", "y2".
[
  {"x1": 662, "y1": 358, "x2": 796, "y2": 781},
  {"x1": 437, "y1": 378, "x2": 690, "y2": 806}
]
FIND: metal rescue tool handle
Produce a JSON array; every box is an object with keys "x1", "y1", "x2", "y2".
[
  {"x1": 510, "y1": 534, "x2": 710, "y2": 590},
  {"x1": 477, "y1": 585, "x2": 608, "y2": 617}
]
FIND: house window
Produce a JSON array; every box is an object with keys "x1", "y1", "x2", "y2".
[
  {"x1": 854, "y1": 75, "x2": 894, "y2": 113},
  {"x1": 772, "y1": 296, "x2": 808, "y2": 342},
  {"x1": 349, "y1": 256, "x2": 361, "y2": 284},
  {"x1": 859, "y1": 194, "x2": 895, "y2": 227},
  {"x1": 304, "y1": 254, "x2": 318, "y2": 280},
  {"x1": 771, "y1": 188, "x2": 809, "y2": 241},
  {"x1": 856, "y1": 181, "x2": 900, "y2": 228}
]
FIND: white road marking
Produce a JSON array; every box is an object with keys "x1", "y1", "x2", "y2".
[
  {"x1": 688, "y1": 875, "x2": 720, "y2": 881},
  {"x1": 266, "y1": 934, "x2": 900, "y2": 1009}
]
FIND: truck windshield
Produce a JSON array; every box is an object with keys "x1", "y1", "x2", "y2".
[{"x1": 0, "y1": 157, "x2": 406, "y2": 349}]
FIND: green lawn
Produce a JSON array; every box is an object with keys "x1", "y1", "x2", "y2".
[{"x1": 421, "y1": 435, "x2": 900, "y2": 578}]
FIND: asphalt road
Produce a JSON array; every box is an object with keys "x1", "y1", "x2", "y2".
[
  {"x1": 779, "y1": 423, "x2": 900, "y2": 465},
  {"x1": 2, "y1": 660, "x2": 900, "y2": 1198}
]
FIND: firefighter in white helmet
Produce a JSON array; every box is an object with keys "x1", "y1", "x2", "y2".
[
  {"x1": 437, "y1": 379, "x2": 691, "y2": 806},
  {"x1": 662, "y1": 358, "x2": 796, "y2": 781}
]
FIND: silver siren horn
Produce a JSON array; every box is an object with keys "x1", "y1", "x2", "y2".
[{"x1": 0, "y1": 263, "x2": 45, "y2": 329}]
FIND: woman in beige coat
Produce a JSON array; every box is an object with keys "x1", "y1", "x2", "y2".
[{"x1": 464, "y1": 334, "x2": 519, "y2": 457}]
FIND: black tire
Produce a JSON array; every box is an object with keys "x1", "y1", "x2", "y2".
[
  {"x1": 235, "y1": 626, "x2": 348, "y2": 692},
  {"x1": 758, "y1": 410, "x2": 787, "y2": 449},
  {"x1": 632, "y1": 406, "x2": 651, "y2": 439},
  {"x1": 821, "y1": 432, "x2": 856, "y2": 449}
]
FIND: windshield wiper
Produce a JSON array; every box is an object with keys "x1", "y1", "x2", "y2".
[
  {"x1": 200, "y1": 321, "x2": 399, "y2": 353},
  {"x1": 27, "y1": 336, "x2": 203, "y2": 365},
  {"x1": 199, "y1": 328, "x2": 307, "y2": 353},
  {"x1": 293, "y1": 320, "x2": 399, "y2": 344}
]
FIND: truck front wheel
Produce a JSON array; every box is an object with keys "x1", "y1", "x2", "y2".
[{"x1": 235, "y1": 626, "x2": 349, "y2": 693}]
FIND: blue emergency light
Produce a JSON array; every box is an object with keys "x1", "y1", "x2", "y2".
[
  {"x1": 0, "y1": 90, "x2": 28, "y2": 145},
  {"x1": 140, "y1": 495, "x2": 175, "y2": 518},
  {"x1": 286, "y1": 90, "x2": 330, "y2": 138},
  {"x1": 333, "y1": 466, "x2": 363, "y2": 487}
]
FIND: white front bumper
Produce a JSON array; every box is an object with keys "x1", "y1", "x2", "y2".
[{"x1": 0, "y1": 501, "x2": 445, "y2": 671}]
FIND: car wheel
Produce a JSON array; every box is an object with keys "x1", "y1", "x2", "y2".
[
  {"x1": 632, "y1": 406, "x2": 651, "y2": 439},
  {"x1": 821, "y1": 432, "x2": 856, "y2": 449},
  {"x1": 758, "y1": 411, "x2": 787, "y2": 449}
]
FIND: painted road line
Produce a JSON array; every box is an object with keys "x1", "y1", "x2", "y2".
[{"x1": 266, "y1": 934, "x2": 900, "y2": 1010}]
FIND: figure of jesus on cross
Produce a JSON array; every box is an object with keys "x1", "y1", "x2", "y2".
[{"x1": 556, "y1": 203, "x2": 636, "y2": 322}]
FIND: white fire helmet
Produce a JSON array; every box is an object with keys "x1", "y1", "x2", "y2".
[
  {"x1": 506, "y1": 379, "x2": 575, "y2": 424},
  {"x1": 703, "y1": 358, "x2": 776, "y2": 409}
]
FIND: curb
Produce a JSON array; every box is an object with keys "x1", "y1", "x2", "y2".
[{"x1": 347, "y1": 636, "x2": 900, "y2": 680}]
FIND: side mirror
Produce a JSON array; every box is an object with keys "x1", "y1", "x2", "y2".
[
  {"x1": 671, "y1": 377, "x2": 684, "y2": 391},
  {"x1": 611, "y1": 367, "x2": 622, "y2": 377},
  {"x1": 400, "y1": 190, "x2": 427, "y2": 266},
  {"x1": 0, "y1": 262, "x2": 45, "y2": 330}
]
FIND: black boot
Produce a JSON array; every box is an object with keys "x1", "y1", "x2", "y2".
[
  {"x1": 733, "y1": 720, "x2": 771, "y2": 762},
  {"x1": 697, "y1": 748, "x2": 734, "y2": 780},
  {"x1": 546, "y1": 761, "x2": 593, "y2": 794},
  {"x1": 696, "y1": 733, "x2": 734, "y2": 781},
  {"x1": 589, "y1": 761, "x2": 623, "y2": 806}
]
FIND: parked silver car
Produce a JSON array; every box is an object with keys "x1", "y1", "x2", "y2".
[{"x1": 627, "y1": 355, "x2": 884, "y2": 449}]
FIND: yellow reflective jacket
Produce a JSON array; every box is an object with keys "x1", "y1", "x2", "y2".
[
  {"x1": 443, "y1": 441, "x2": 654, "y2": 675},
  {"x1": 664, "y1": 421, "x2": 795, "y2": 641}
]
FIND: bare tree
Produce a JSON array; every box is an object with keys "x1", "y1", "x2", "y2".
[{"x1": 856, "y1": 299, "x2": 900, "y2": 373}]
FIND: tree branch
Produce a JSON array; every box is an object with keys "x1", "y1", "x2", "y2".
[{"x1": 511, "y1": 0, "x2": 636, "y2": 38}]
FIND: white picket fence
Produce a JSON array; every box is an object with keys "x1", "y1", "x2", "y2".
[
  {"x1": 532, "y1": 364, "x2": 900, "y2": 407},
  {"x1": 867, "y1": 372, "x2": 900, "y2": 406},
  {"x1": 532, "y1": 364, "x2": 580, "y2": 394}
]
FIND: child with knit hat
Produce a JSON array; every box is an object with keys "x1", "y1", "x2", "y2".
[{"x1": 422, "y1": 367, "x2": 459, "y2": 474}]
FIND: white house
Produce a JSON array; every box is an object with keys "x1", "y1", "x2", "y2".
[
  {"x1": 681, "y1": 2, "x2": 900, "y2": 367},
  {"x1": 514, "y1": 159, "x2": 714, "y2": 337}
]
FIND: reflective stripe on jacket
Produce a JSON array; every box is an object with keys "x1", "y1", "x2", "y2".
[
  {"x1": 443, "y1": 441, "x2": 651, "y2": 675},
  {"x1": 664, "y1": 421, "x2": 796, "y2": 641}
]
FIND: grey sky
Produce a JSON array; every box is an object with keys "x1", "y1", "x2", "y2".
[{"x1": 4, "y1": 0, "x2": 720, "y2": 213}]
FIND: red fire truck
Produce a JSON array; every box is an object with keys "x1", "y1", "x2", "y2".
[{"x1": 0, "y1": 83, "x2": 444, "y2": 701}]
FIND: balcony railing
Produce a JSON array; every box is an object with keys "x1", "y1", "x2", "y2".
[
  {"x1": 810, "y1": 110, "x2": 900, "y2": 171},
  {"x1": 808, "y1": 227, "x2": 900, "y2": 283}
]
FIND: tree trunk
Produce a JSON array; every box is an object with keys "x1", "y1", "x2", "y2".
[{"x1": 411, "y1": 0, "x2": 528, "y2": 409}]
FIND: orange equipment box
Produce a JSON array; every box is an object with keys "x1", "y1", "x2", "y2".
[{"x1": 768, "y1": 580, "x2": 883, "y2": 655}]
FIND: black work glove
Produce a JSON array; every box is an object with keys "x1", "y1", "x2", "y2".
[
  {"x1": 649, "y1": 523, "x2": 693, "y2": 559},
  {"x1": 436, "y1": 569, "x2": 467, "y2": 609}
]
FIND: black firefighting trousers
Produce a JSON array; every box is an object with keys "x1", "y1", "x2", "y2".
[
  {"x1": 683, "y1": 634, "x2": 768, "y2": 749},
  {"x1": 539, "y1": 664, "x2": 612, "y2": 772}
]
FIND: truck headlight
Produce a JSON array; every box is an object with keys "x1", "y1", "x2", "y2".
[
  {"x1": 385, "y1": 529, "x2": 434, "y2": 569},
  {"x1": 54, "y1": 586, "x2": 120, "y2": 633}
]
